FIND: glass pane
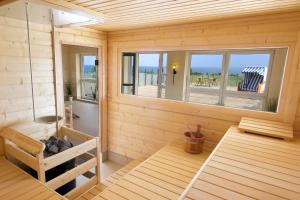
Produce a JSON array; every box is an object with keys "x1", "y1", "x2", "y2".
[
  {"x1": 189, "y1": 92, "x2": 219, "y2": 105},
  {"x1": 122, "y1": 53, "x2": 136, "y2": 95},
  {"x1": 224, "y1": 96, "x2": 263, "y2": 111},
  {"x1": 190, "y1": 54, "x2": 223, "y2": 90},
  {"x1": 227, "y1": 54, "x2": 270, "y2": 92},
  {"x1": 138, "y1": 53, "x2": 159, "y2": 98},
  {"x1": 122, "y1": 54, "x2": 135, "y2": 84},
  {"x1": 82, "y1": 81, "x2": 97, "y2": 100},
  {"x1": 83, "y1": 55, "x2": 97, "y2": 78}
]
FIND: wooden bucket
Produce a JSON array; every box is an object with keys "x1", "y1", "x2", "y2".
[{"x1": 184, "y1": 131, "x2": 205, "y2": 154}]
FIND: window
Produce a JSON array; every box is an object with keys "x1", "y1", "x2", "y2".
[
  {"x1": 121, "y1": 48, "x2": 286, "y2": 113},
  {"x1": 187, "y1": 54, "x2": 224, "y2": 105},
  {"x1": 121, "y1": 52, "x2": 168, "y2": 98},
  {"x1": 121, "y1": 53, "x2": 136, "y2": 95},
  {"x1": 186, "y1": 51, "x2": 274, "y2": 111},
  {"x1": 80, "y1": 55, "x2": 97, "y2": 101},
  {"x1": 138, "y1": 53, "x2": 160, "y2": 98},
  {"x1": 223, "y1": 53, "x2": 271, "y2": 110}
]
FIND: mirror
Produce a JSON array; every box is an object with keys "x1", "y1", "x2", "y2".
[{"x1": 121, "y1": 48, "x2": 287, "y2": 112}]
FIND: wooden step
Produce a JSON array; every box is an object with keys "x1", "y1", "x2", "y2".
[
  {"x1": 74, "y1": 158, "x2": 145, "y2": 200},
  {"x1": 238, "y1": 117, "x2": 293, "y2": 141}
]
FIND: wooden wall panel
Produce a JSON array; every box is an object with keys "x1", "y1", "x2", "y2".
[
  {"x1": 54, "y1": 27, "x2": 108, "y2": 154},
  {"x1": 107, "y1": 11, "x2": 300, "y2": 159},
  {"x1": 0, "y1": 16, "x2": 107, "y2": 155}
]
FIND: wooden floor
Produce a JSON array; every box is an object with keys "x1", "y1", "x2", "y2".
[
  {"x1": 0, "y1": 157, "x2": 65, "y2": 200},
  {"x1": 76, "y1": 158, "x2": 145, "y2": 200},
  {"x1": 93, "y1": 141, "x2": 210, "y2": 200},
  {"x1": 182, "y1": 126, "x2": 300, "y2": 200}
]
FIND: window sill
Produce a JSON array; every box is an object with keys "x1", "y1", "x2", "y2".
[{"x1": 75, "y1": 98, "x2": 98, "y2": 105}]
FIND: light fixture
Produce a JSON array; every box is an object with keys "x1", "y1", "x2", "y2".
[{"x1": 172, "y1": 64, "x2": 177, "y2": 84}]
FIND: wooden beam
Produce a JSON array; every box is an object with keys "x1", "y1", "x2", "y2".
[
  {"x1": 0, "y1": 0, "x2": 18, "y2": 7},
  {"x1": 31, "y1": 0, "x2": 105, "y2": 22}
]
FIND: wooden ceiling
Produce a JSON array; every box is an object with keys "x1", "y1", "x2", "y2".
[{"x1": 47, "y1": 0, "x2": 300, "y2": 31}]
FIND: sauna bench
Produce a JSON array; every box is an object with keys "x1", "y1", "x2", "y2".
[
  {"x1": 93, "y1": 141, "x2": 211, "y2": 200},
  {"x1": 181, "y1": 125, "x2": 300, "y2": 200},
  {"x1": 0, "y1": 157, "x2": 66, "y2": 200}
]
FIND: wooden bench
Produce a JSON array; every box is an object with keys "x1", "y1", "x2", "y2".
[
  {"x1": 0, "y1": 156, "x2": 66, "y2": 200},
  {"x1": 180, "y1": 126, "x2": 300, "y2": 200},
  {"x1": 93, "y1": 141, "x2": 211, "y2": 200}
]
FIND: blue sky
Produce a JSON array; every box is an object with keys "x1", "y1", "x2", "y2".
[
  {"x1": 138, "y1": 53, "x2": 270, "y2": 74},
  {"x1": 84, "y1": 55, "x2": 97, "y2": 65}
]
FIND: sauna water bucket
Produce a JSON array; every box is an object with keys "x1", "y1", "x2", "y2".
[{"x1": 184, "y1": 132, "x2": 205, "y2": 154}]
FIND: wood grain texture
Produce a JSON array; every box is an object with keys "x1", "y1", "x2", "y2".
[
  {"x1": 0, "y1": 157, "x2": 66, "y2": 200},
  {"x1": 96, "y1": 141, "x2": 210, "y2": 200},
  {"x1": 181, "y1": 126, "x2": 300, "y2": 200},
  {"x1": 107, "y1": 11, "x2": 300, "y2": 159},
  {"x1": 51, "y1": 0, "x2": 300, "y2": 31},
  {"x1": 0, "y1": 14, "x2": 107, "y2": 156},
  {"x1": 239, "y1": 117, "x2": 293, "y2": 140}
]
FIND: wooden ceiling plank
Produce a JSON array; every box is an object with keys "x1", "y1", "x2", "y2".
[
  {"x1": 88, "y1": 0, "x2": 166, "y2": 10},
  {"x1": 106, "y1": 0, "x2": 300, "y2": 21},
  {"x1": 79, "y1": 0, "x2": 127, "y2": 7},
  {"x1": 86, "y1": 0, "x2": 134, "y2": 9},
  {"x1": 94, "y1": 0, "x2": 213, "y2": 12},
  {"x1": 104, "y1": 4, "x2": 300, "y2": 27},
  {"x1": 102, "y1": 0, "x2": 300, "y2": 18}
]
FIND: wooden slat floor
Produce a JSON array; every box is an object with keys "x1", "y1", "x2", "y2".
[
  {"x1": 93, "y1": 141, "x2": 210, "y2": 200},
  {"x1": 0, "y1": 157, "x2": 66, "y2": 200},
  {"x1": 183, "y1": 126, "x2": 300, "y2": 200},
  {"x1": 76, "y1": 158, "x2": 145, "y2": 200}
]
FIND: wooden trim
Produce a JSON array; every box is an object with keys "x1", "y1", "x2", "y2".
[
  {"x1": 56, "y1": 29, "x2": 108, "y2": 155},
  {"x1": 65, "y1": 176, "x2": 97, "y2": 200},
  {"x1": 46, "y1": 157, "x2": 97, "y2": 190},
  {"x1": 44, "y1": 138, "x2": 97, "y2": 170},
  {"x1": 178, "y1": 127, "x2": 232, "y2": 200},
  {"x1": 37, "y1": 152, "x2": 46, "y2": 183},
  {"x1": 0, "y1": 128, "x2": 44, "y2": 155},
  {"x1": 95, "y1": 137, "x2": 101, "y2": 184},
  {"x1": 61, "y1": 126, "x2": 94, "y2": 141},
  {"x1": 5, "y1": 143, "x2": 39, "y2": 171}
]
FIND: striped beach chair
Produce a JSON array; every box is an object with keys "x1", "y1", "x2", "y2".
[{"x1": 238, "y1": 66, "x2": 266, "y2": 92}]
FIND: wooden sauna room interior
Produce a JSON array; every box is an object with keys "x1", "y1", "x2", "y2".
[{"x1": 1, "y1": 0, "x2": 300, "y2": 199}]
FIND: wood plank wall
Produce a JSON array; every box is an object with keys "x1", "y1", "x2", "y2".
[
  {"x1": 0, "y1": 15, "x2": 107, "y2": 155},
  {"x1": 107, "y1": 11, "x2": 300, "y2": 160},
  {"x1": 0, "y1": 15, "x2": 53, "y2": 129}
]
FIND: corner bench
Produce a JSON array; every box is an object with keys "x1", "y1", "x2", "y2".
[{"x1": 180, "y1": 126, "x2": 300, "y2": 200}]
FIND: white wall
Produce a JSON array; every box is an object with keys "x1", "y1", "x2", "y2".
[
  {"x1": 62, "y1": 44, "x2": 97, "y2": 99},
  {"x1": 67, "y1": 100, "x2": 99, "y2": 137},
  {"x1": 165, "y1": 51, "x2": 187, "y2": 101}
]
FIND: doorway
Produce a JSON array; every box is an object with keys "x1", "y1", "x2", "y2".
[{"x1": 61, "y1": 44, "x2": 99, "y2": 137}]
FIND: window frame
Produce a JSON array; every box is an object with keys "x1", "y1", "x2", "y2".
[
  {"x1": 185, "y1": 49, "x2": 274, "y2": 110},
  {"x1": 79, "y1": 53, "x2": 98, "y2": 101},
  {"x1": 136, "y1": 52, "x2": 165, "y2": 98}
]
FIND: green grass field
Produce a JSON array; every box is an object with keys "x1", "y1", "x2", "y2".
[{"x1": 190, "y1": 73, "x2": 244, "y2": 87}]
